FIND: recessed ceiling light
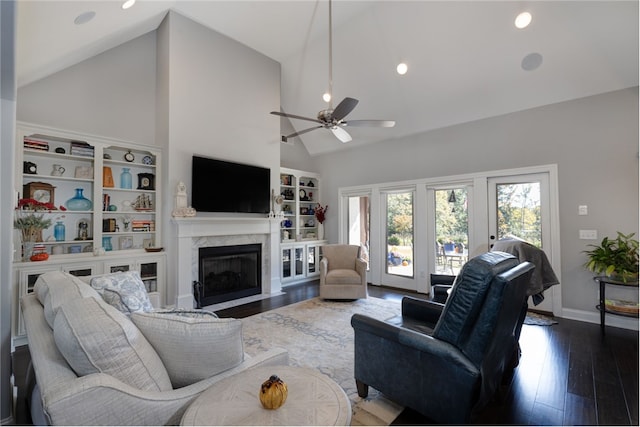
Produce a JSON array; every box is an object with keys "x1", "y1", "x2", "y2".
[
  {"x1": 515, "y1": 12, "x2": 532, "y2": 29},
  {"x1": 122, "y1": 0, "x2": 136, "y2": 10},
  {"x1": 521, "y1": 52, "x2": 543, "y2": 71},
  {"x1": 322, "y1": 93, "x2": 331, "y2": 103},
  {"x1": 396, "y1": 63, "x2": 408, "y2": 75},
  {"x1": 74, "y1": 11, "x2": 96, "y2": 25}
]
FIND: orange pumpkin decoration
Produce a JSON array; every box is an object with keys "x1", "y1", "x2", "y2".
[
  {"x1": 259, "y1": 375, "x2": 288, "y2": 409},
  {"x1": 30, "y1": 252, "x2": 49, "y2": 262}
]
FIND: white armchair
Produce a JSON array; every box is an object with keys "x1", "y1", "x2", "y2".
[{"x1": 320, "y1": 244, "x2": 368, "y2": 299}]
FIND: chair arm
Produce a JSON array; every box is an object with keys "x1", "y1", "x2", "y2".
[
  {"x1": 401, "y1": 296, "x2": 444, "y2": 325},
  {"x1": 44, "y1": 347, "x2": 289, "y2": 425},
  {"x1": 351, "y1": 314, "x2": 476, "y2": 374},
  {"x1": 355, "y1": 258, "x2": 367, "y2": 282}
]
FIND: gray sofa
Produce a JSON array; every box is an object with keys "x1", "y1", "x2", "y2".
[{"x1": 21, "y1": 270, "x2": 288, "y2": 425}]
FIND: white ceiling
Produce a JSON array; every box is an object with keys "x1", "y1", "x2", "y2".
[{"x1": 16, "y1": 1, "x2": 639, "y2": 156}]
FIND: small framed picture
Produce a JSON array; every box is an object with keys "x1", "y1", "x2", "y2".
[
  {"x1": 119, "y1": 236, "x2": 133, "y2": 250},
  {"x1": 143, "y1": 238, "x2": 154, "y2": 249},
  {"x1": 74, "y1": 166, "x2": 94, "y2": 179}
]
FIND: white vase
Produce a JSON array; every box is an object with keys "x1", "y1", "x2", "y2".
[{"x1": 318, "y1": 223, "x2": 324, "y2": 240}]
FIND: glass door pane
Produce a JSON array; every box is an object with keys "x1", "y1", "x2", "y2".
[
  {"x1": 386, "y1": 191, "x2": 413, "y2": 278},
  {"x1": 434, "y1": 188, "x2": 469, "y2": 276},
  {"x1": 307, "y1": 246, "x2": 316, "y2": 274},
  {"x1": 347, "y1": 195, "x2": 370, "y2": 269},
  {"x1": 281, "y1": 247, "x2": 292, "y2": 280},
  {"x1": 494, "y1": 182, "x2": 542, "y2": 247},
  {"x1": 294, "y1": 247, "x2": 305, "y2": 277}
]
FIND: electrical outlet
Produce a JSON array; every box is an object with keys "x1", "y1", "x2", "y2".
[{"x1": 579, "y1": 229, "x2": 598, "y2": 240}]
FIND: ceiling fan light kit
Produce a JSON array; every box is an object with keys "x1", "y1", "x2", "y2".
[{"x1": 271, "y1": 0, "x2": 395, "y2": 144}]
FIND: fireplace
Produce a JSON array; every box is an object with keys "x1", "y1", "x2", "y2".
[{"x1": 197, "y1": 244, "x2": 262, "y2": 306}]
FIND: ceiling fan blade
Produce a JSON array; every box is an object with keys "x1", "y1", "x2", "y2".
[
  {"x1": 282, "y1": 125, "x2": 324, "y2": 142},
  {"x1": 331, "y1": 126, "x2": 352, "y2": 143},
  {"x1": 331, "y1": 97, "x2": 359, "y2": 121},
  {"x1": 343, "y1": 120, "x2": 396, "y2": 128},
  {"x1": 271, "y1": 111, "x2": 323, "y2": 124}
]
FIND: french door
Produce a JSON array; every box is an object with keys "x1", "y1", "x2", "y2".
[
  {"x1": 488, "y1": 172, "x2": 559, "y2": 313},
  {"x1": 381, "y1": 189, "x2": 415, "y2": 289}
]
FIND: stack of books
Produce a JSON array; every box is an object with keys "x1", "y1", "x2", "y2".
[
  {"x1": 70, "y1": 141, "x2": 94, "y2": 157},
  {"x1": 132, "y1": 220, "x2": 155, "y2": 232},
  {"x1": 102, "y1": 194, "x2": 111, "y2": 211},
  {"x1": 24, "y1": 137, "x2": 50, "y2": 151}
]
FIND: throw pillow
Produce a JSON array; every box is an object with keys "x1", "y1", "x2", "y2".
[
  {"x1": 90, "y1": 271, "x2": 153, "y2": 314},
  {"x1": 53, "y1": 296, "x2": 173, "y2": 392},
  {"x1": 131, "y1": 310, "x2": 244, "y2": 388}
]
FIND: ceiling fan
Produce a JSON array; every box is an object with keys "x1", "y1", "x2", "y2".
[{"x1": 271, "y1": 0, "x2": 395, "y2": 144}]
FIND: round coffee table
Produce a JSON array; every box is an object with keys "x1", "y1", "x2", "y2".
[{"x1": 180, "y1": 365, "x2": 351, "y2": 426}]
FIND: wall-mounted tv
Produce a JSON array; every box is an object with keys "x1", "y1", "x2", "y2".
[{"x1": 191, "y1": 155, "x2": 270, "y2": 214}]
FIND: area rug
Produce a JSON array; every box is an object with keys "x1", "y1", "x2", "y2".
[{"x1": 241, "y1": 297, "x2": 405, "y2": 426}]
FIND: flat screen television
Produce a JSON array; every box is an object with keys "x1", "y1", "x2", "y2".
[{"x1": 191, "y1": 155, "x2": 271, "y2": 214}]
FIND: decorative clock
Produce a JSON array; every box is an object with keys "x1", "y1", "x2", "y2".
[
  {"x1": 23, "y1": 182, "x2": 55, "y2": 205},
  {"x1": 124, "y1": 150, "x2": 135, "y2": 162},
  {"x1": 137, "y1": 173, "x2": 155, "y2": 190}
]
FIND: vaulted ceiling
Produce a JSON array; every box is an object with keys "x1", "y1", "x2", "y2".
[{"x1": 16, "y1": 1, "x2": 639, "y2": 156}]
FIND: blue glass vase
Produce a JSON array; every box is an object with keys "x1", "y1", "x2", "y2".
[
  {"x1": 54, "y1": 221, "x2": 65, "y2": 241},
  {"x1": 120, "y1": 168, "x2": 132, "y2": 189},
  {"x1": 65, "y1": 188, "x2": 92, "y2": 211}
]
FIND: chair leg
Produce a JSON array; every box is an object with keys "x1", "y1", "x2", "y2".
[{"x1": 356, "y1": 379, "x2": 369, "y2": 398}]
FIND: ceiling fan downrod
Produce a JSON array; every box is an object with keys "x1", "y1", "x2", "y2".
[{"x1": 327, "y1": 0, "x2": 333, "y2": 109}]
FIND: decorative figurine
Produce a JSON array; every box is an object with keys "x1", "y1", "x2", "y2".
[{"x1": 172, "y1": 181, "x2": 196, "y2": 217}]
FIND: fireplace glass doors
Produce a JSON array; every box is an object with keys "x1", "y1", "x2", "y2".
[{"x1": 198, "y1": 244, "x2": 262, "y2": 306}]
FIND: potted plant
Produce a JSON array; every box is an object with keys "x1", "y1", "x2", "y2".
[
  {"x1": 14, "y1": 198, "x2": 64, "y2": 261},
  {"x1": 583, "y1": 232, "x2": 639, "y2": 283}
]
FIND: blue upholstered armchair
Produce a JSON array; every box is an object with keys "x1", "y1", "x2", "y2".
[{"x1": 351, "y1": 252, "x2": 534, "y2": 424}]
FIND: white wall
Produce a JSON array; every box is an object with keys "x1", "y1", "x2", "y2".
[
  {"x1": 17, "y1": 31, "x2": 157, "y2": 145},
  {"x1": 314, "y1": 88, "x2": 639, "y2": 323},
  {"x1": 158, "y1": 12, "x2": 281, "y2": 305},
  {"x1": 1, "y1": 1, "x2": 16, "y2": 421}
]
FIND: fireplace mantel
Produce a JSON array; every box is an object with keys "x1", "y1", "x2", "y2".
[
  {"x1": 172, "y1": 216, "x2": 282, "y2": 308},
  {"x1": 173, "y1": 216, "x2": 276, "y2": 237}
]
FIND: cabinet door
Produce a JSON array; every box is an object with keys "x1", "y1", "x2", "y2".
[
  {"x1": 294, "y1": 246, "x2": 305, "y2": 278},
  {"x1": 281, "y1": 247, "x2": 293, "y2": 281},
  {"x1": 306, "y1": 245, "x2": 319, "y2": 277},
  {"x1": 103, "y1": 260, "x2": 133, "y2": 274},
  {"x1": 62, "y1": 262, "x2": 100, "y2": 277}
]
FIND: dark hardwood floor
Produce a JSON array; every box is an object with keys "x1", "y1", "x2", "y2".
[{"x1": 11, "y1": 280, "x2": 638, "y2": 425}]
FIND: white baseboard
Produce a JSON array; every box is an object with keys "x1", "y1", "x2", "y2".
[{"x1": 562, "y1": 308, "x2": 639, "y2": 331}]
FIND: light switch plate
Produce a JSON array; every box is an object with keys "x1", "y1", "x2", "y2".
[
  {"x1": 578, "y1": 205, "x2": 588, "y2": 215},
  {"x1": 579, "y1": 229, "x2": 598, "y2": 240}
]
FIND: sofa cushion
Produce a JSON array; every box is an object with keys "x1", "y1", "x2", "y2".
[
  {"x1": 131, "y1": 310, "x2": 244, "y2": 388},
  {"x1": 34, "y1": 271, "x2": 102, "y2": 329},
  {"x1": 90, "y1": 271, "x2": 153, "y2": 314},
  {"x1": 53, "y1": 296, "x2": 173, "y2": 392}
]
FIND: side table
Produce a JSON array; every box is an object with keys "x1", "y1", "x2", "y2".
[
  {"x1": 594, "y1": 276, "x2": 639, "y2": 335},
  {"x1": 180, "y1": 365, "x2": 351, "y2": 426}
]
